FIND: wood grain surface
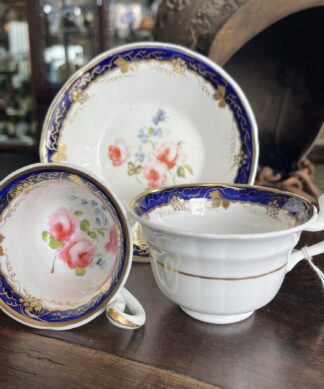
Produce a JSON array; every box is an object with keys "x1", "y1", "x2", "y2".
[{"x1": 0, "y1": 230, "x2": 323, "y2": 388}]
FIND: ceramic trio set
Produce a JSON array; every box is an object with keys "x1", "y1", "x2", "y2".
[{"x1": 0, "y1": 43, "x2": 323, "y2": 330}]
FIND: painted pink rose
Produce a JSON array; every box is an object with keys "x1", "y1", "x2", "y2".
[
  {"x1": 59, "y1": 232, "x2": 96, "y2": 269},
  {"x1": 105, "y1": 227, "x2": 118, "y2": 254},
  {"x1": 108, "y1": 139, "x2": 130, "y2": 166},
  {"x1": 49, "y1": 208, "x2": 76, "y2": 242},
  {"x1": 157, "y1": 142, "x2": 180, "y2": 170},
  {"x1": 144, "y1": 161, "x2": 167, "y2": 188}
]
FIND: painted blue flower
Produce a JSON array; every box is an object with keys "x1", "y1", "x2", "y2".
[
  {"x1": 135, "y1": 150, "x2": 145, "y2": 163},
  {"x1": 152, "y1": 109, "x2": 166, "y2": 125},
  {"x1": 81, "y1": 199, "x2": 88, "y2": 205},
  {"x1": 91, "y1": 200, "x2": 98, "y2": 207},
  {"x1": 138, "y1": 128, "x2": 147, "y2": 143},
  {"x1": 95, "y1": 217, "x2": 101, "y2": 225},
  {"x1": 95, "y1": 208, "x2": 101, "y2": 215},
  {"x1": 153, "y1": 127, "x2": 163, "y2": 137}
]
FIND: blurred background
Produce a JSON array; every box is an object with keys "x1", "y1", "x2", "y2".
[
  {"x1": 0, "y1": 0, "x2": 323, "y2": 199},
  {"x1": 0, "y1": 0, "x2": 160, "y2": 150}
]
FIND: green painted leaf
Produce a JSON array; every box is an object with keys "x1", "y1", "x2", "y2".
[
  {"x1": 75, "y1": 267, "x2": 86, "y2": 276},
  {"x1": 80, "y1": 219, "x2": 90, "y2": 231},
  {"x1": 74, "y1": 210, "x2": 83, "y2": 216},
  {"x1": 128, "y1": 162, "x2": 142, "y2": 176},
  {"x1": 148, "y1": 126, "x2": 154, "y2": 135},
  {"x1": 97, "y1": 230, "x2": 105, "y2": 237},
  {"x1": 49, "y1": 238, "x2": 63, "y2": 250},
  {"x1": 127, "y1": 162, "x2": 135, "y2": 176},
  {"x1": 177, "y1": 167, "x2": 185, "y2": 178},
  {"x1": 88, "y1": 231, "x2": 97, "y2": 239},
  {"x1": 183, "y1": 164, "x2": 193, "y2": 175},
  {"x1": 42, "y1": 231, "x2": 50, "y2": 242}
]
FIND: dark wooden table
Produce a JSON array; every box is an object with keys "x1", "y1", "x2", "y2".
[{"x1": 0, "y1": 229, "x2": 323, "y2": 388}]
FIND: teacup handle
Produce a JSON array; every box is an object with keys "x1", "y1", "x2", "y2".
[
  {"x1": 106, "y1": 288, "x2": 146, "y2": 330},
  {"x1": 303, "y1": 194, "x2": 324, "y2": 232},
  {"x1": 286, "y1": 195, "x2": 324, "y2": 286},
  {"x1": 287, "y1": 241, "x2": 324, "y2": 273}
]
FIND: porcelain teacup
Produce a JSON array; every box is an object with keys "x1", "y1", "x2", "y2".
[
  {"x1": 0, "y1": 163, "x2": 145, "y2": 330},
  {"x1": 129, "y1": 184, "x2": 324, "y2": 324}
]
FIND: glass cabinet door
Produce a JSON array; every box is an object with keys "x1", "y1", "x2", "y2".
[
  {"x1": 28, "y1": 0, "x2": 102, "y2": 102},
  {"x1": 0, "y1": 0, "x2": 37, "y2": 148},
  {"x1": 42, "y1": 0, "x2": 100, "y2": 86}
]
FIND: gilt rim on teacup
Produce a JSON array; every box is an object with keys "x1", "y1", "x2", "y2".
[{"x1": 129, "y1": 183, "x2": 317, "y2": 240}]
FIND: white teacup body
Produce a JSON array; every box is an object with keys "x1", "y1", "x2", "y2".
[{"x1": 130, "y1": 184, "x2": 324, "y2": 324}]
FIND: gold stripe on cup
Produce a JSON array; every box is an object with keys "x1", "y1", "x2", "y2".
[{"x1": 155, "y1": 260, "x2": 287, "y2": 281}]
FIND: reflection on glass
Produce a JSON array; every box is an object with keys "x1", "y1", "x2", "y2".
[
  {"x1": 41, "y1": 0, "x2": 98, "y2": 85},
  {"x1": 0, "y1": 0, "x2": 36, "y2": 146},
  {"x1": 108, "y1": 0, "x2": 160, "y2": 47}
]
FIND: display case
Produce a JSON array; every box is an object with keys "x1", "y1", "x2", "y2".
[
  {"x1": 0, "y1": 0, "x2": 159, "y2": 150},
  {"x1": 28, "y1": 0, "x2": 159, "y2": 103},
  {"x1": 0, "y1": 0, "x2": 37, "y2": 149}
]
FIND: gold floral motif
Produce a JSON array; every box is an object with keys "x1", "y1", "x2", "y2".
[
  {"x1": 19, "y1": 295, "x2": 42, "y2": 313},
  {"x1": 213, "y1": 84, "x2": 226, "y2": 108},
  {"x1": 67, "y1": 174, "x2": 85, "y2": 187},
  {"x1": 232, "y1": 150, "x2": 249, "y2": 168},
  {"x1": 209, "y1": 190, "x2": 230, "y2": 209},
  {"x1": 51, "y1": 143, "x2": 67, "y2": 162},
  {"x1": 267, "y1": 200, "x2": 280, "y2": 219},
  {"x1": 69, "y1": 88, "x2": 89, "y2": 104},
  {"x1": 170, "y1": 196, "x2": 186, "y2": 211},
  {"x1": 171, "y1": 57, "x2": 186, "y2": 73},
  {"x1": 114, "y1": 56, "x2": 132, "y2": 73}
]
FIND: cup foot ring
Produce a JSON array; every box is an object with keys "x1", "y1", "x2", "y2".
[{"x1": 180, "y1": 307, "x2": 254, "y2": 324}]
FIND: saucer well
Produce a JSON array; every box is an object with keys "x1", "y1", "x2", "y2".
[{"x1": 40, "y1": 42, "x2": 259, "y2": 260}]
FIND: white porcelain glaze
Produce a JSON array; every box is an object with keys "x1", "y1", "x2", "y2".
[
  {"x1": 0, "y1": 163, "x2": 145, "y2": 330},
  {"x1": 130, "y1": 184, "x2": 324, "y2": 324},
  {"x1": 40, "y1": 42, "x2": 259, "y2": 260}
]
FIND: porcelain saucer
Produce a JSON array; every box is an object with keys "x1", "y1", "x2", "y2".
[{"x1": 40, "y1": 42, "x2": 259, "y2": 261}]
